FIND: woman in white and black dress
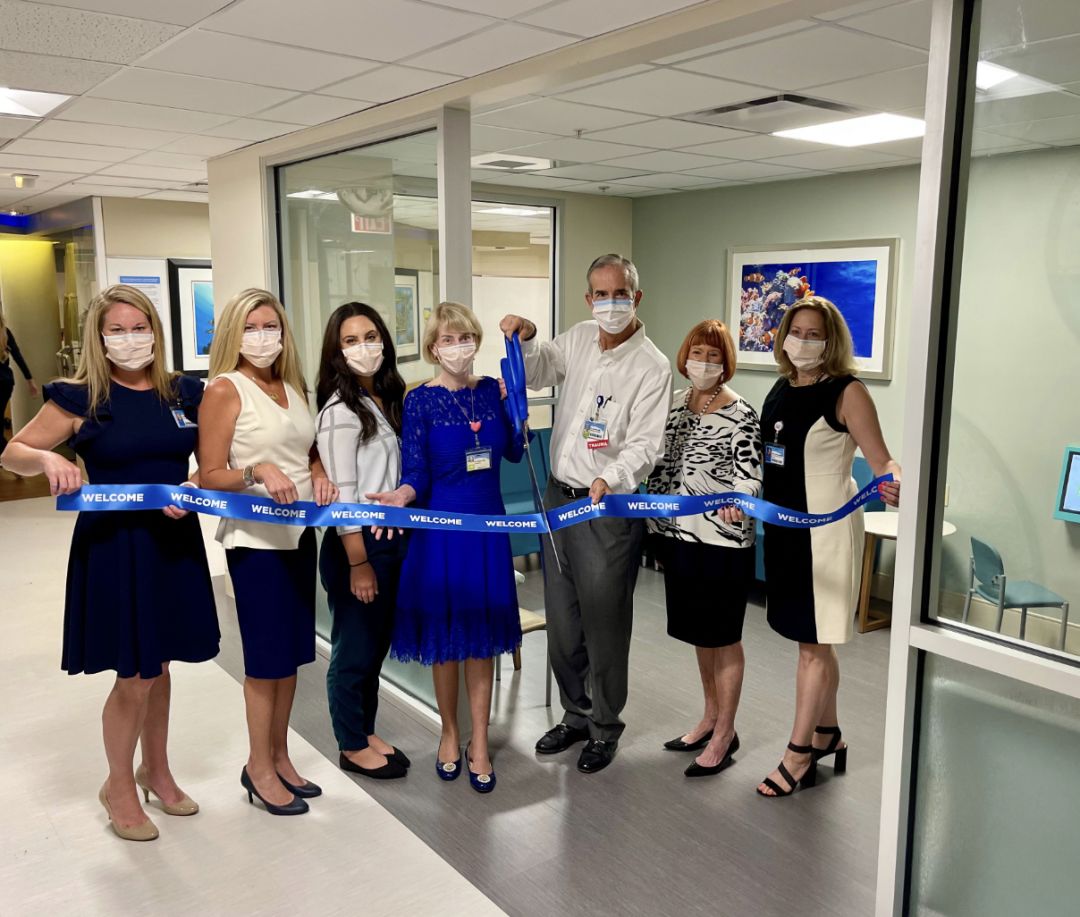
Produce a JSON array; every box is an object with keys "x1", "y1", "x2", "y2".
[{"x1": 648, "y1": 319, "x2": 762, "y2": 778}]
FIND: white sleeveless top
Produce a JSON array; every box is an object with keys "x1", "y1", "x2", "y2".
[{"x1": 215, "y1": 371, "x2": 315, "y2": 551}]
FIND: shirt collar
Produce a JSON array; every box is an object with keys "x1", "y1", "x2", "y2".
[{"x1": 592, "y1": 320, "x2": 646, "y2": 361}]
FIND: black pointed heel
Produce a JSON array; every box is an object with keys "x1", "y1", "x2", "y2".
[
  {"x1": 278, "y1": 773, "x2": 323, "y2": 798},
  {"x1": 756, "y1": 743, "x2": 817, "y2": 798},
  {"x1": 812, "y1": 725, "x2": 848, "y2": 773},
  {"x1": 663, "y1": 729, "x2": 714, "y2": 752},
  {"x1": 241, "y1": 767, "x2": 309, "y2": 815},
  {"x1": 684, "y1": 733, "x2": 739, "y2": 778}
]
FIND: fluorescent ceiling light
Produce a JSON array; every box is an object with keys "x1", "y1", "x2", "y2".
[
  {"x1": 774, "y1": 113, "x2": 925, "y2": 147},
  {"x1": 975, "y1": 61, "x2": 1017, "y2": 91},
  {"x1": 0, "y1": 86, "x2": 70, "y2": 117},
  {"x1": 287, "y1": 189, "x2": 338, "y2": 200},
  {"x1": 476, "y1": 206, "x2": 546, "y2": 217},
  {"x1": 471, "y1": 153, "x2": 553, "y2": 171},
  {"x1": 343, "y1": 249, "x2": 374, "y2": 254}
]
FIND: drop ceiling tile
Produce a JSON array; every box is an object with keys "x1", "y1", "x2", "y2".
[
  {"x1": 257, "y1": 94, "x2": 371, "y2": 126},
  {"x1": 0, "y1": 49, "x2": 120, "y2": 94},
  {"x1": 814, "y1": 0, "x2": 908, "y2": 20},
  {"x1": 600, "y1": 149, "x2": 729, "y2": 171},
  {"x1": 0, "y1": 0, "x2": 180, "y2": 63},
  {"x1": 980, "y1": 4, "x2": 1080, "y2": 52},
  {"x1": 761, "y1": 147, "x2": 906, "y2": 170},
  {"x1": 988, "y1": 35, "x2": 1080, "y2": 88},
  {"x1": 974, "y1": 89, "x2": 1080, "y2": 129},
  {"x1": 68, "y1": 174, "x2": 186, "y2": 188},
  {"x1": 970, "y1": 130, "x2": 1050, "y2": 154},
  {"x1": 429, "y1": 0, "x2": 549, "y2": 15},
  {"x1": 87, "y1": 69, "x2": 298, "y2": 116},
  {"x1": 1, "y1": 138, "x2": 136, "y2": 162},
  {"x1": 202, "y1": 118, "x2": 305, "y2": 141},
  {"x1": 681, "y1": 133, "x2": 827, "y2": 160},
  {"x1": 138, "y1": 30, "x2": 375, "y2": 92},
  {"x1": 322, "y1": 65, "x2": 458, "y2": 103},
  {"x1": 476, "y1": 98, "x2": 646, "y2": 134},
  {"x1": 809, "y1": 64, "x2": 928, "y2": 112},
  {"x1": 584, "y1": 118, "x2": 750, "y2": 148},
  {"x1": 99, "y1": 163, "x2": 207, "y2": 182},
  {"x1": 539, "y1": 64, "x2": 653, "y2": 95},
  {"x1": 981, "y1": 112, "x2": 1080, "y2": 146},
  {"x1": 128, "y1": 151, "x2": 209, "y2": 170},
  {"x1": 563, "y1": 182, "x2": 641, "y2": 196},
  {"x1": 654, "y1": 21, "x2": 817, "y2": 64},
  {"x1": 521, "y1": 0, "x2": 704, "y2": 38},
  {"x1": 676, "y1": 26, "x2": 926, "y2": 91},
  {"x1": 54, "y1": 97, "x2": 234, "y2": 132},
  {"x1": 471, "y1": 123, "x2": 562, "y2": 152},
  {"x1": 157, "y1": 135, "x2": 248, "y2": 156},
  {"x1": 835, "y1": 0, "x2": 931, "y2": 50},
  {"x1": 0, "y1": 115, "x2": 38, "y2": 138},
  {"x1": 0, "y1": 151, "x2": 113, "y2": 173},
  {"x1": 541, "y1": 163, "x2": 650, "y2": 181},
  {"x1": 406, "y1": 23, "x2": 574, "y2": 77},
  {"x1": 29, "y1": 1, "x2": 233, "y2": 27},
  {"x1": 471, "y1": 170, "x2": 584, "y2": 189},
  {"x1": 683, "y1": 160, "x2": 808, "y2": 181},
  {"x1": 26, "y1": 119, "x2": 183, "y2": 149},
  {"x1": 67, "y1": 183, "x2": 153, "y2": 197},
  {"x1": 206, "y1": 0, "x2": 492, "y2": 61},
  {"x1": 609, "y1": 172, "x2": 715, "y2": 189},
  {"x1": 142, "y1": 190, "x2": 211, "y2": 202},
  {"x1": 506, "y1": 136, "x2": 648, "y2": 162},
  {"x1": 395, "y1": 161, "x2": 438, "y2": 179},
  {"x1": 0, "y1": 166, "x2": 83, "y2": 186},
  {"x1": 559, "y1": 69, "x2": 771, "y2": 117}
]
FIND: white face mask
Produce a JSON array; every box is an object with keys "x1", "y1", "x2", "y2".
[
  {"x1": 686, "y1": 359, "x2": 724, "y2": 391},
  {"x1": 782, "y1": 335, "x2": 827, "y2": 371},
  {"x1": 102, "y1": 332, "x2": 154, "y2": 371},
  {"x1": 241, "y1": 329, "x2": 283, "y2": 368},
  {"x1": 435, "y1": 341, "x2": 476, "y2": 375},
  {"x1": 342, "y1": 342, "x2": 384, "y2": 376},
  {"x1": 591, "y1": 296, "x2": 635, "y2": 334}
]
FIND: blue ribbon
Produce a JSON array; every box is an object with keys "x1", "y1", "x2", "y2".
[{"x1": 56, "y1": 476, "x2": 891, "y2": 533}]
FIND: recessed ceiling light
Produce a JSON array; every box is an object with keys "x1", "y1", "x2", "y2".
[
  {"x1": 476, "y1": 206, "x2": 546, "y2": 217},
  {"x1": 471, "y1": 153, "x2": 553, "y2": 172},
  {"x1": 343, "y1": 249, "x2": 374, "y2": 254},
  {"x1": 287, "y1": 189, "x2": 339, "y2": 200},
  {"x1": 0, "y1": 86, "x2": 70, "y2": 117},
  {"x1": 975, "y1": 61, "x2": 1018, "y2": 91},
  {"x1": 773, "y1": 113, "x2": 925, "y2": 147}
]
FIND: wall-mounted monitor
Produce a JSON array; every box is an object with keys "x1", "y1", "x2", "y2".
[{"x1": 1054, "y1": 445, "x2": 1080, "y2": 523}]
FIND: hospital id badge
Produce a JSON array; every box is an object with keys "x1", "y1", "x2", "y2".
[
  {"x1": 466, "y1": 446, "x2": 492, "y2": 472},
  {"x1": 765, "y1": 443, "x2": 785, "y2": 467},
  {"x1": 582, "y1": 418, "x2": 609, "y2": 450},
  {"x1": 171, "y1": 407, "x2": 197, "y2": 429}
]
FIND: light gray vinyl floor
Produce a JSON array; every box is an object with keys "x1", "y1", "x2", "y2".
[{"x1": 213, "y1": 554, "x2": 892, "y2": 917}]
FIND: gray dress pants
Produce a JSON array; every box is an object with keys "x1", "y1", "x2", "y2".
[{"x1": 542, "y1": 482, "x2": 644, "y2": 742}]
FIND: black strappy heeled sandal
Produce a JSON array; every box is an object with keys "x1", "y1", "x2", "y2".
[
  {"x1": 756, "y1": 742, "x2": 817, "y2": 798},
  {"x1": 812, "y1": 725, "x2": 848, "y2": 773}
]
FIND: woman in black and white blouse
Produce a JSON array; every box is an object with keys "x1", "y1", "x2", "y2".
[{"x1": 648, "y1": 320, "x2": 763, "y2": 778}]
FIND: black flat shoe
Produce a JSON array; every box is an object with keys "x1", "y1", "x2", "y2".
[
  {"x1": 684, "y1": 733, "x2": 740, "y2": 778},
  {"x1": 535, "y1": 723, "x2": 590, "y2": 755},
  {"x1": 663, "y1": 729, "x2": 714, "y2": 752},
  {"x1": 241, "y1": 767, "x2": 308, "y2": 816},
  {"x1": 339, "y1": 752, "x2": 407, "y2": 780},
  {"x1": 577, "y1": 739, "x2": 617, "y2": 774},
  {"x1": 389, "y1": 747, "x2": 412, "y2": 769},
  {"x1": 278, "y1": 773, "x2": 322, "y2": 798}
]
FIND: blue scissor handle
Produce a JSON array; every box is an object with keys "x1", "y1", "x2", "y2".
[{"x1": 501, "y1": 332, "x2": 529, "y2": 436}]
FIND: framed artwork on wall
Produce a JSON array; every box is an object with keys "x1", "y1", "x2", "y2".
[
  {"x1": 1054, "y1": 445, "x2": 1080, "y2": 523},
  {"x1": 394, "y1": 268, "x2": 420, "y2": 363},
  {"x1": 726, "y1": 239, "x2": 899, "y2": 380},
  {"x1": 167, "y1": 259, "x2": 213, "y2": 378}
]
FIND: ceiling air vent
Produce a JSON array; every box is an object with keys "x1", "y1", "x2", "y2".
[
  {"x1": 471, "y1": 152, "x2": 553, "y2": 172},
  {"x1": 678, "y1": 94, "x2": 858, "y2": 134}
]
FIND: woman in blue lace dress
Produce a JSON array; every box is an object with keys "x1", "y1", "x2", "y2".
[{"x1": 370, "y1": 302, "x2": 522, "y2": 793}]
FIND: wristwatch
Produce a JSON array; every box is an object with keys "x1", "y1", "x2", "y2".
[{"x1": 243, "y1": 464, "x2": 258, "y2": 487}]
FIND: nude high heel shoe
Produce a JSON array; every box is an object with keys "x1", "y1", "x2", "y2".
[
  {"x1": 99, "y1": 782, "x2": 159, "y2": 841},
  {"x1": 135, "y1": 764, "x2": 199, "y2": 816}
]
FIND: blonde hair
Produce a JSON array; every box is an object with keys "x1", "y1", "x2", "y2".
[
  {"x1": 62, "y1": 284, "x2": 175, "y2": 415},
  {"x1": 208, "y1": 288, "x2": 307, "y2": 394},
  {"x1": 774, "y1": 296, "x2": 858, "y2": 380},
  {"x1": 422, "y1": 301, "x2": 483, "y2": 365}
]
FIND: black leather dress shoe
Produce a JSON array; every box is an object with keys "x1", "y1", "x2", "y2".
[
  {"x1": 535, "y1": 723, "x2": 590, "y2": 755},
  {"x1": 577, "y1": 739, "x2": 617, "y2": 774},
  {"x1": 339, "y1": 752, "x2": 407, "y2": 780},
  {"x1": 663, "y1": 729, "x2": 713, "y2": 752}
]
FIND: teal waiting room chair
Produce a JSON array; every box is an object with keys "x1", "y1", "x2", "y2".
[{"x1": 962, "y1": 537, "x2": 1070, "y2": 649}]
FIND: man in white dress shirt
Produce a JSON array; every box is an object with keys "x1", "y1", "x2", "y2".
[{"x1": 501, "y1": 254, "x2": 671, "y2": 774}]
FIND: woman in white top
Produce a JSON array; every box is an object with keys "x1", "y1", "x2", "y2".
[
  {"x1": 315, "y1": 302, "x2": 410, "y2": 781},
  {"x1": 199, "y1": 288, "x2": 338, "y2": 816},
  {"x1": 647, "y1": 320, "x2": 763, "y2": 778}
]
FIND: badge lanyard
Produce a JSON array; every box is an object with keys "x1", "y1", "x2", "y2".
[
  {"x1": 765, "y1": 420, "x2": 786, "y2": 467},
  {"x1": 583, "y1": 393, "x2": 612, "y2": 450}
]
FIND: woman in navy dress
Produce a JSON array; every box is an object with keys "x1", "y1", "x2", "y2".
[
  {"x1": 1, "y1": 285, "x2": 219, "y2": 841},
  {"x1": 370, "y1": 302, "x2": 522, "y2": 793}
]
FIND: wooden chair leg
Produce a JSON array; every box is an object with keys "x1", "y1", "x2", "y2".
[{"x1": 512, "y1": 646, "x2": 522, "y2": 671}]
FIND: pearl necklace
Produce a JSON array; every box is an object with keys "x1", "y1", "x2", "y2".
[{"x1": 686, "y1": 385, "x2": 723, "y2": 418}]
